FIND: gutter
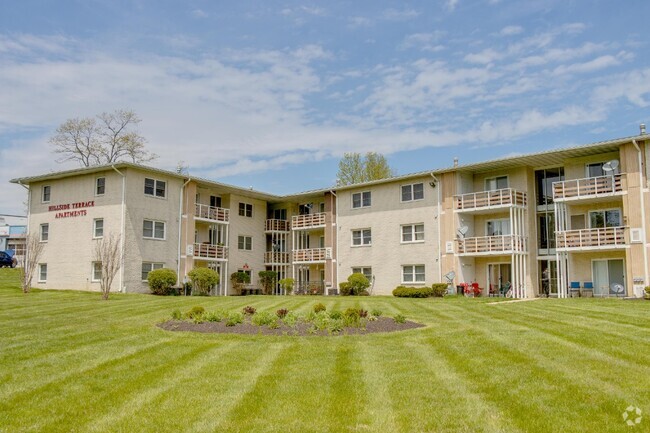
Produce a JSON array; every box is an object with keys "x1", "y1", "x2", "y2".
[
  {"x1": 430, "y1": 173, "x2": 442, "y2": 283},
  {"x1": 329, "y1": 189, "x2": 338, "y2": 296},
  {"x1": 17, "y1": 181, "x2": 30, "y2": 269},
  {"x1": 632, "y1": 140, "x2": 649, "y2": 295},
  {"x1": 111, "y1": 165, "x2": 126, "y2": 292},
  {"x1": 178, "y1": 177, "x2": 191, "y2": 287}
]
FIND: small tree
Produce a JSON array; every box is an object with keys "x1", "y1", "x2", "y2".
[
  {"x1": 337, "y1": 152, "x2": 395, "y2": 186},
  {"x1": 188, "y1": 268, "x2": 219, "y2": 296},
  {"x1": 18, "y1": 235, "x2": 45, "y2": 294},
  {"x1": 258, "y1": 271, "x2": 278, "y2": 295},
  {"x1": 340, "y1": 273, "x2": 370, "y2": 296},
  {"x1": 231, "y1": 272, "x2": 251, "y2": 295},
  {"x1": 148, "y1": 268, "x2": 178, "y2": 295},
  {"x1": 279, "y1": 277, "x2": 295, "y2": 295},
  {"x1": 94, "y1": 234, "x2": 121, "y2": 300}
]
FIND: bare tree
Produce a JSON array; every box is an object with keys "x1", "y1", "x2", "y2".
[
  {"x1": 18, "y1": 235, "x2": 45, "y2": 294},
  {"x1": 94, "y1": 234, "x2": 121, "y2": 300},
  {"x1": 50, "y1": 109, "x2": 157, "y2": 167},
  {"x1": 337, "y1": 152, "x2": 395, "y2": 186}
]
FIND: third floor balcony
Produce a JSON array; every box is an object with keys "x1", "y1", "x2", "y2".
[
  {"x1": 194, "y1": 203, "x2": 229, "y2": 223},
  {"x1": 292, "y1": 212, "x2": 326, "y2": 230},
  {"x1": 265, "y1": 219, "x2": 290, "y2": 232},
  {"x1": 454, "y1": 188, "x2": 527, "y2": 213},
  {"x1": 553, "y1": 174, "x2": 626, "y2": 202}
]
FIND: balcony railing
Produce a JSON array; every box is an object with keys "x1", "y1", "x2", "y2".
[
  {"x1": 457, "y1": 235, "x2": 527, "y2": 255},
  {"x1": 195, "y1": 203, "x2": 229, "y2": 223},
  {"x1": 556, "y1": 227, "x2": 627, "y2": 250},
  {"x1": 193, "y1": 243, "x2": 228, "y2": 260},
  {"x1": 294, "y1": 281, "x2": 325, "y2": 295},
  {"x1": 292, "y1": 212, "x2": 326, "y2": 230},
  {"x1": 553, "y1": 174, "x2": 625, "y2": 201},
  {"x1": 454, "y1": 188, "x2": 527, "y2": 211},
  {"x1": 265, "y1": 219, "x2": 290, "y2": 232},
  {"x1": 292, "y1": 248, "x2": 329, "y2": 263},
  {"x1": 264, "y1": 251, "x2": 290, "y2": 264}
]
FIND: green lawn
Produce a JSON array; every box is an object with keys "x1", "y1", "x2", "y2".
[{"x1": 0, "y1": 269, "x2": 649, "y2": 433}]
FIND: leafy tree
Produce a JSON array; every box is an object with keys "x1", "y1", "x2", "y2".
[
  {"x1": 50, "y1": 109, "x2": 157, "y2": 166},
  {"x1": 94, "y1": 234, "x2": 121, "y2": 300},
  {"x1": 188, "y1": 267, "x2": 219, "y2": 296},
  {"x1": 336, "y1": 152, "x2": 394, "y2": 186},
  {"x1": 258, "y1": 271, "x2": 278, "y2": 295}
]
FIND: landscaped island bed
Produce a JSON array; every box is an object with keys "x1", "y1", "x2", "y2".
[{"x1": 1, "y1": 268, "x2": 649, "y2": 433}]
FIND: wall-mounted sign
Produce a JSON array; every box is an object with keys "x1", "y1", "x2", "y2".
[{"x1": 49, "y1": 201, "x2": 95, "y2": 219}]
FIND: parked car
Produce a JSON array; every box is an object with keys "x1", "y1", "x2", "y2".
[{"x1": 0, "y1": 251, "x2": 16, "y2": 268}]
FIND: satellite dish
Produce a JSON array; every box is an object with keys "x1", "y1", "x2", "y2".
[
  {"x1": 457, "y1": 225, "x2": 469, "y2": 238},
  {"x1": 610, "y1": 283, "x2": 625, "y2": 295},
  {"x1": 602, "y1": 160, "x2": 619, "y2": 173},
  {"x1": 444, "y1": 271, "x2": 456, "y2": 283}
]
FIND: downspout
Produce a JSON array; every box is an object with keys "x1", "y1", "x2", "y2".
[
  {"x1": 329, "y1": 190, "x2": 338, "y2": 296},
  {"x1": 17, "y1": 181, "x2": 30, "y2": 269},
  {"x1": 178, "y1": 177, "x2": 191, "y2": 288},
  {"x1": 430, "y1": 173, "x2": 442, "y2": 282},
  {"x1": 632, "y1": 139, "x2": 649, "y2": 295},
  {"x1": 111, "y1": 165, "x2": 126, "y2": 292}
]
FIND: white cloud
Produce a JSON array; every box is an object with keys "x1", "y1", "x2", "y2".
[
  {"x1": 400, "y1": 32, "x2": 446, "y2": 52},
  {"x1": 592, "y1": 68, "x2": 650, "y2": 107},
  {"x1": 445, "y1": 0, "x2": 459, "y2": 12},
  {"x1": 464, "y1": 48, "x2": 501, "y2": 64},
  {"x1": 552, "y1": 54, "x2": 621, "y2": 76},
  {"x1": 500, "y1": 25, "x2": 523, "y2": 36},
  {"x1": 381, "y1": 8, "x2": 420, "y2": 20},
  {"x1": 190, "y1": 9, "x2": 208, "y2": 18}
]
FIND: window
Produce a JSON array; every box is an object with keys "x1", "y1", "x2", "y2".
[
  {"x1": 141, "y1": 262, "x2": 164, "y2": 281},
  {"x1": 143, "y1": 220, "x2": 165, "y2": 240},
  {"x1": 40, "y1": 224, "x2": 49, "y2": 242},
  {"x1": 239, "y1": 202, "x2": 253, "y2": 217},
  {"x1": 92, "y1": 262, "x2": 102, "y2": 282},
  {"x1": 586, "y1": 162, "x2": 619, "y2": 178},
  {"x1": 271, "y1": 208, "x2": 287, "y2": 220},
  {"x1": 38, "y1": 263, "x2": 47, "y2": 282},
  {"x1": 237, "y1": 269, "x2": 252, "y2": 279},
  {"x1": 402, "y1": 265, "x2": 425, "y2": 283},
  {"x1": 535, "y1": 168, "x2": 564, "y2": 206},
  {"x1": 487, "y1": 219, "x2": 510, "y2": 236},
  {"x1": 238, "y1": 235, "x2": 252, "y2": 250},
  {"x1": 96, "y1": 177, "x2": 106, "y2": 195},
  {"x1": 93, "y1": 218, "x2": 104, "y2": 238},
  {"x1": 144, "y1": 178, "x2": 166, "y2": 198},
  {"x1": 42, "y1": 185, "x2": 51, "y2": 203},
  {"x1": 352, "y1": 267, "x2": 372, "y2": 280},
  {"x1": 210, "y1": 195, "x2": 222, "y2": 208},
  {"x1": 589, "y1": 209, "x2": 622, "y2": 228},
  {"x1": 352, "y1": 229, "x2": 371, "y2": 246},
  {"x1": 485, "y1": 176, "x2": 508, "y2": 191},
  {"x1": 319, "y1": 236, "x2": 325, "y2": 248},
  {"x1": 352, "y1": 191, "x2": 371, "y2": 208},
  {"x1": 401, "y1": 183, "x2": 424, "y2": 202},
  {"x1": 319, "y1": 202, "x2": 326, "y2": 213},
  {"x1": 402, "y1": 224, "x2": 424, "y2": 243}
]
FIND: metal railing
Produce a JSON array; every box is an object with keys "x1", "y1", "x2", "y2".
[
  {"x1": 457, "y1": 235, "x2": 527, "y2": 254},
  {"x1": 292, "y1": 248, "x2": 328, "y2": 262},
  {"x1": 194, "y1": 203, "x2": 229, "y2": 223},
  {"x1": 553, "y1": 174, "x2": 625, "y2": 201},
  {"x1": 294, "y1": 280, "x2": 325, "y2": 295},
  {"x1": 193, "y1": 243, "x2": 228, "y2": 260},
  {"x1": 292, "y1": 212, "x2": 326, "y2": 230},
  {"x1": 556, "y1": 226, "x2": 627, "y2": 250},
  {"x1": 454, "y1": 188, "x2": 526, "y2": 211},
  {"x1": 265, "y1": 219, "x2": 290, "y2": 232},
  {"x1": 264, "y1": 251, "x2": 290, "y2": 264}
]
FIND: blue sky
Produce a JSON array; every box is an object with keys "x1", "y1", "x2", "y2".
[{"x1": 2, "y1": 0, "x2": 650, "y2": 214}]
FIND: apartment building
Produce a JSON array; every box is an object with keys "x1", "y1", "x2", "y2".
[{"x1": 10, "y1": 129, "x2": 650, "y2": 298}]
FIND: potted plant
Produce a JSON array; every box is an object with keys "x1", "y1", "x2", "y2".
[{"x1": 644, "y1": 286, "x2": 650, "y2": 300}]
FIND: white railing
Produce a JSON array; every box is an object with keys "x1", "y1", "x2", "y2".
[
  {"x1": 556, "y1": 227, "x2": 627, "y2": 250},
  {"x1": 292, "y1": 248, "x2": 328, "y2": 262},
  {"x1": 553, "y1": 174, "x2": 625, "y2": 201},
  {"x1": 194, "y1": 203, "x2": 229, "y2": 223},
  {"x1": 292, "y1": 212, "x2": 326, "y2": 230},
  {"x1": 264, "y1": 251, "x2": 290, "y2": 264},
  {"x1": 454, "y1": 188, "x2": 526, "y2": 211},
  {"x1": 193, "y1": 243, "x2": 228, "y2": 260},
  {"x1": 457, "y1": 235, "x2": 527, "y2": 254},
  {"x1": 265, "y1": 219, "x2": 290, "y2": 232}
]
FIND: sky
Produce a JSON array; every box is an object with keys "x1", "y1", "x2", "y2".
[{"x1": 1, "y1": 0, "x2": 650, "y2": 214}]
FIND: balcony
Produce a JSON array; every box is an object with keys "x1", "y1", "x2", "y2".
[
  {"x1": 292, "y1": 247, "x2": 330, "y2": 263},
  {"x1": 454, "y1": 188, "x2": 527, "y2": 213},
  {"x1": 553, "y1": 174, "x2": 625, "y2": 202},
  {"x1": 292, "y1": 213, "x2": 326, "y2": 230},
  {"x1": 195, "y1": 203, "x2": 229, "y2": 223},
  {"x1": 193, "y1": 243, "x2": 228, "y2": 261},
  {"x1": 264, "y1": 251, "x2": 290, "y2": 264},
  {"x1": 265, "y1": 219, "x2": 290, "y2": 232},
  {"x1": 556, "y1": 227, "x2": 627, "y2": 251},
  {"x1": 457, "y1": 235, "x2": 527, "y2": 255}
]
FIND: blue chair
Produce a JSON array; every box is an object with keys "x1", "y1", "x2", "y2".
[
  {"x1": 582, "y1": 282, "x2": 594, "y2": 297},
  {"x1": 570, "y1": 282, "x2": 581, "y2": 297}
]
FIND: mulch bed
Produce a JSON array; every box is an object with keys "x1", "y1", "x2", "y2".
[{"x1": 157, "y1": 317, "x2": 425, "y2": 336}]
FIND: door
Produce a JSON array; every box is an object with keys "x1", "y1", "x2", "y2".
[
  {"x1": 488, "y1": 263, "x2": 511, "y2": 295},
  {"x1": 538, "y1": 260, "x2": 558, "y2": 296},
  {"x1": 592, "y1": 259, "x2": 625, "y2": 296}
]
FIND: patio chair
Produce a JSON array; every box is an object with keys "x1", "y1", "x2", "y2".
[
  {"x1": 581, "y1": 282, "x2": 594, "y2": 298},
  {"x1": 500, "y1": 282, "x2": 511, "y2": 297},
  {"x1": 569, "y1": 282, "x2": 581, "y2": 297}
]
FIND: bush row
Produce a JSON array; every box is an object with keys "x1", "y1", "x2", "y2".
[{"x1": 392, "y1": 283, "x2": 449, "y2": 298}]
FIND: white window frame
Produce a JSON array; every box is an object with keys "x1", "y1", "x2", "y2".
[
  {"x1": 93, "y1": 218, "x2": 104, "y2": 239},
  {"x1": 238, "y1": 235, "x2": 253, "y2": 251},
  {"x1": 485, "y1": 176, "x2": 508, "y2": 191},
  {"x1": 352, "y1": 191, "x2": 371, "y2": 209},
  {"x1": 38, "y1": 263, "x2": 47, "y2": 282},
  {"x1": 92, "y1": 261, "x2": 102, "y2": 282},
  {"x1": 352, "y1": 267, "x2": 372, "y2": 280},
  {"x1": 141, "y1": 262, "x2": 164, "y2": 281},
  {"x1": 238, "y1": 202, "x2": 253, "y2": 217},
  {"x1": 401, "y1": 183, "x2": 424, "y2": 202},
  {"x1": 402, "y1": 264, "x2": 425, "y2": 284},
  {"x1": 95, "y1": 177, "x2": 106, "y2": 196},
  {"x1": 42, "y1": 185, "x2": 51, "y2": 203},
  {"x1": 401, "y1": 223, "x2": 425, "y2": 243},
  {"x1": 588, "y1": 208, "x2": 622, "y2": 229},
  {"x1": 40, "y1": 223, "x2": 49, "y2": 242},
  {"x1": 351, "y1": 228, "x2": 372, "y2": 246},
  {"x1": 144, "y1": 178, "x2": 166, "y2": 198},
  {"x1": 486, "y1": 219, "x2": 511, "y2": 236},
  {"x1": 143, "y1": 219, "x2": 166, "y2": 240}
]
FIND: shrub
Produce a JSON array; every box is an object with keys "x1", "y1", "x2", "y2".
[
  {"x1": 339, "y1": 282, "x2": 352, "y2": 296},
  {"x1": 205, "y1": 311, "x2": 224, "y2": 322},
  {"x1": 343, "y1": 307, "x2": 361, "y2": 327},
  {"x1": 329, "y1": 310, "x2": 342, "y2": 320},
  {"x1": 358, "y1": 309, "x2": 368, "y2": 318},
  {"x1": 328, "y1": 319, "x2": 344, "y2": 334},
  {"x1": 282, "y1": 312, "x2": 298, "y2": 327},
  {"x1": 370, "y1": 309, "x2": 383, "y2": 317},
  {"x1": 251, "y1": 311, "x2": 276, "y2": 326},
  {"x1": 392, "y1": 286, "x2": 433, "y2": 298},
  {"x1": 431, "y1": 283, "x2": 449, "y2": 298},
  {"x1": 359, "y1": 290, "x2": 370, "y2": 296},
  {"x1": 148, "y1": 269, "x2": 178, "y2": 295},
  {"x1": 188, "y1": 268, "x2": 220, "y2": 296},
  {"x1": 393, "y1": 314, "x2": 407, "y2": 324},
  {"x1": 242, "y1": 305, "x2": 257, "y2": 315},
  {"x1": 279, "y1": 278, "x2": 295, "y2": 295},
  {"x1": 171, "y1": 309, "x2": 182, "y2": 320},
  {"x1": 226, "y1": 312, "x2": 244, "y2": 326},
  {"x1": 185, "y1": 306, "x2": 205, "y2": 319},
  {"x1": 313, "y1": 303, "x2": 326, "y2": 313},
  {"x1": 258, "y1": 271, "x2": 278, "y2": 295},
  {"x1": 231, "y1": 272, "x2": 251, "y2": 294},
  {"x1": 340, "y1": 273, "x2": 370, "y2": 296},
  {"x1": 276, "y1": 308, "x2": 289, "y2": 318}
]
